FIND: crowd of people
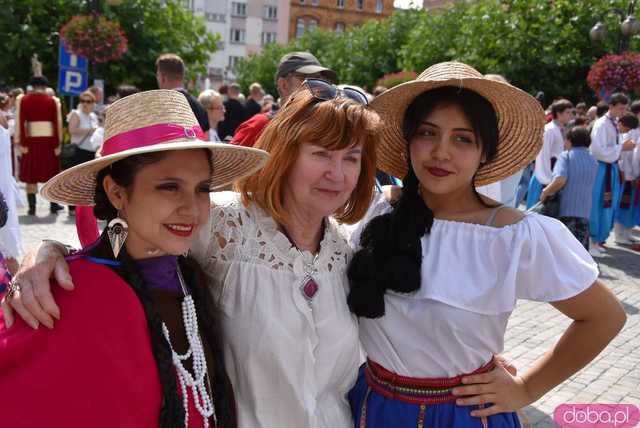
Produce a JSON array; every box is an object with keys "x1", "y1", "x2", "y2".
[{"x1": 0, "y1": 50, "x2": 632, "y2": 428}]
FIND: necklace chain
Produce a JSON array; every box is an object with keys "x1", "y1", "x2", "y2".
[{"x1": 161, "y1": 267, "x2": 217, "y2": 428}]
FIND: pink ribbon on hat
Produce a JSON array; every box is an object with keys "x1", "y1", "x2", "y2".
[{"x1": 101, "y1": 123, "x2": 206, "y2": 156}]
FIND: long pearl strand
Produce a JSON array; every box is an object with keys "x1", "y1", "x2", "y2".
[{"x1": 161, "y1": 268, "x2": 216, "y2": 428}]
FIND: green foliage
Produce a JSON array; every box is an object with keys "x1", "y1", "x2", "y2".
[
  {"x1": 0, "y1": 0, "x2": 219, "y2": 94},
  {"x1": 235, "y1": 0, "x2": 640, "y2": 103}
]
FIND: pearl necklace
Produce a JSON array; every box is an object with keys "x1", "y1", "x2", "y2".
[{"x1": 161, "y1": 268, "x2": 216, "y2": 428}]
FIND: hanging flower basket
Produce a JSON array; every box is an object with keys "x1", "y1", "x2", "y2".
[
  {"x1": 587, "y1": 52, "x2": 640, "y2": 99},
  {"x1": 376, "y1": 71, "x2": 418, "y2": 89},
  {"x1": 60, "y1": 14, "x2": 128, "y2": 63}
]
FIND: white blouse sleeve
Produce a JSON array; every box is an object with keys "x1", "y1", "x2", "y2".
[
  {"x1": 190, "y1": 192, "x2": 244, "y2": 302},
  {"x1": 515, "y1": 214, "x2": 599, "y2": 302}
]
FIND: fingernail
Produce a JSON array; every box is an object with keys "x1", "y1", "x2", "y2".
[
  {"x1": 461, "y1": 377, "x2": 468, "y2": 384},
  {"x1": 53, "y1": 311, "x2": 60, "y2": 320},
  {"x1": 456, "y1": 399, "x2": 463, "y2": 405},
  {"x1": 5, "y1": 319, "x2": 13, "y2": 328},
  {"x1": 31, "y1": 322, "x2": 39, "y2": 330}
]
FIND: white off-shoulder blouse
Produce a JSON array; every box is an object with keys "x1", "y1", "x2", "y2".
[
  {"x1": 350, "y1": 195, "x2": 599, "y2": 378},
  {"x1": 191, "y1": 192, "x2": 360, "y2": 428}
]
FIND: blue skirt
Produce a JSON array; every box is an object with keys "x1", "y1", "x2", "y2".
[
  {"x1": 590, "y1": 162, "x2": 621, "y2": 243},
  {"x1": 349, "y1": 365, "x2": 522, "y2": 428},
  {"x1": 525, "y1": 175, "x2": 543, "y2": 209},
  {"x1": 614, "y1": 183, "x2": 639, "y2": 228}
]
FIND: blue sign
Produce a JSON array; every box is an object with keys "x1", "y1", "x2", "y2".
[
  {"x1": 58, "y1": 67, "x2": 89, "y2": 96},
  {"x1": 58, "y1": 40, "x2": 88, "y2": 96}
]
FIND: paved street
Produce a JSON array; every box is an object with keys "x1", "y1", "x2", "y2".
[{"x1": 11, "y1": 192, "x2": 640, "y2": 426}]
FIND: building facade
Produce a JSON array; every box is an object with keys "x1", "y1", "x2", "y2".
[
  {"x1": 188, "y1": 0, "x2": 291, "y2": 88},
  {"x1": 289, "y1": 0, "x2": 393, "y2": 40}
]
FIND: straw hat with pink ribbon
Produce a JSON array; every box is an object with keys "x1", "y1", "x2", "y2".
[{"x1": 42, "y1": 89, "x2": 269, "y2": 206}]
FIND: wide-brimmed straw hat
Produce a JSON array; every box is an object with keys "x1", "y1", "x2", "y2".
[
  {"x1": 42, "y1": 89, "x2": 269, "y2": 206},
  {"x1": 371, "y1": 62, "x2": 545, "y2": 186}
]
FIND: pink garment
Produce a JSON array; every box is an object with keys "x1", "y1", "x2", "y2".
[
  {"x1": 0, "y1": 258, "x2": 207, "y2": 428},
  {"x1": 75, "y1": 205, "x2": 100, "y2": 248}
]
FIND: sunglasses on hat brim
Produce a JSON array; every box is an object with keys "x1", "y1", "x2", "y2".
[{"x1": 303, "y1": 79, "x2": 369, "y2": 106}]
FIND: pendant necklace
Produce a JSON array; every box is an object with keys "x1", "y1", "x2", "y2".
[
  {"x1": 161, "y1": 267, "x2": 217, "y2": 428},
  {"x1": 281, "y1": 224, "x2": 322, "y2": 306}
]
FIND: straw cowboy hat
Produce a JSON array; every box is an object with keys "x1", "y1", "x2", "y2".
[
  {"x1": 371, "y1": 62, "x2": 545, "y2": 186},
  {"x1": 42, "y1": 89, "x2": 269, "y2": 205}
]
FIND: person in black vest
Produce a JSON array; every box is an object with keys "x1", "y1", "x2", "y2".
[
  {"x1": 155, "y1": 53, "x2": 209, "y2": 132},
  {"x1": 218, "y1": 83, "x2": 247, "y2": 140}
]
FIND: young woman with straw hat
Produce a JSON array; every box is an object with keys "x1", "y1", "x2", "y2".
[
  {"x1": 346, "y1": 62, "x2": 626, "y2": 427},
  {"x1": 0, "y1": 90, "x2": 269, "y2": 428},
  {"x1": 2, "y1": 81, "x2": 381, "y2": 428}
]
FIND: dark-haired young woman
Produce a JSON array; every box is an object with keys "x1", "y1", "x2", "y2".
[
  {"x1": 0, "y1": 90, "x2": 268, "y2": 428},
  {"x1": 347, "y1": 63, "x2": 626, "y2": 428}
]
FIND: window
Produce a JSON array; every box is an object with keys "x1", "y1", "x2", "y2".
[
  {"x1": 296, "y1": 18, "x2": 305, "y2": 38},
  {"x1": 205, "y1": 12, "x2": 226, "y2": 22},
  {"x1": 336, "y1": 0, "x2": 344, "y2": 8},
  {"x1": 308, "y1": 18, "x2": 318, "y2": 32},
  {"x1": 261, "y1": 32, "x2": 278, "y2": 45},
  {"x1": 376, "y1": 0, "x2": 383, "y2": 13},
  {"x1": 264, "y1": 5, "x2": 278, "y2": 20},
  {"x1": 335, "y1": 22, "x2": 345, "y2": 33},
  {"x1": 230, "y1": 28, "x2": 246, "y2": 44},
  {"x1": 231, "y1": 2, "x2": 247, "y2": 17},
  {"x1": 357, "y1": 0, "x2": 364, "y2": 10},
  {"x1": 216, "y1": 40, "x2": 225, "y2": 50},
  {"x1": 228, "y1": 56, "x2": 242, "y2": 71}
]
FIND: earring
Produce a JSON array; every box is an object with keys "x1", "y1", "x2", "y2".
[
  {"x1": 146, "y1": 248, "x2": 161, "y2": 256},
  {"x1": 107, "y1": 217, "x2": 128, "y2": 258},
  {"x1": 182, "y1": 249, "x2": 190, "y2": 258}
]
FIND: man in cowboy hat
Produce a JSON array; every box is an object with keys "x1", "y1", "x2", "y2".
[{"x1": 231, "y1": 51, "x2": 337, "y2": 147}]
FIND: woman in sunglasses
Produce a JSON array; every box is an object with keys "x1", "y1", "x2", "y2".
[{"x1": 4, "y1": 80, "x2": 381, "y2": 428}]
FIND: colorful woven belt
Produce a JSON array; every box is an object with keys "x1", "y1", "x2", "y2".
[{"x1": 364, "y1": 358, "x2": 495, "y2": 405}]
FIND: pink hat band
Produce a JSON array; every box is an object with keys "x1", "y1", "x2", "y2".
[{"x1": 101, "y1": 123, "x2": 206, "y2": 156}]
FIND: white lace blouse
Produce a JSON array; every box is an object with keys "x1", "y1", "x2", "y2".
[
  {"x1": 350, "y1": 195, "x2": 599, "y2": 378},
  {"x1": 191, "y1": 192, "x2": 360, "y2": 428}
]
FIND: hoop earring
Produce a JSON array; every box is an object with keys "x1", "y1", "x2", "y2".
[{"x1": 107, "y1": 217, "x2": 129, "y2": 258}]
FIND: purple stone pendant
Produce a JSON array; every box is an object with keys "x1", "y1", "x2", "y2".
[{"x1": 300, "y1": 276, "x2": 319, "y2": 305}]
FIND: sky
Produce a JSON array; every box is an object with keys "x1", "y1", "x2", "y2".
[{"x1": 393, "y1": 0, "x2": 423, "y2": 9}]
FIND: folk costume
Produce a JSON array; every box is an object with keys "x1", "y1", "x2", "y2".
[
  {"x1": 0, "y1": 90, "x2": 269, "y2": 428},
  {"x1": 347, "y1": 63, "x2": 599, "y2": 428},
  {"x1": 15, "y1": 85, "x2": 63, "y2": 214},
  {"x1": 589, "y1": 113, "x2": 623, "y2": 244},
  {"x1": 15, "y1": 89, "x2": 62, "y2": 183},
  {"x1": 526, "y1": 120, "x2": 565, "y2": 208},
  {"x1": 614, "y1": 128, "x2": 640, "y2": 241}
]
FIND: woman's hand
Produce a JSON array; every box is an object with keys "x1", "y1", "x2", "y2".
[
  {"x1": 1, "y1": 242, "x2": 73, "y2": 329},
  {"x1": 451, "y1": 364, "x2": 533, "y2": 418}
]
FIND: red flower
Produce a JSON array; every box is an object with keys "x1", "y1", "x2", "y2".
[
  {"x1": 60, "y1": 14, "x2": 128, "y2": 63},
  {"x1": 588, "y1": 52, "x2": 640, "y2": 97}
]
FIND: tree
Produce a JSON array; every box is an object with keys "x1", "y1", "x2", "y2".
[
  {"x1": 0, "y1": 0, "x2": 219, "y2": 94},
  {"x1": 234, "y1": 0, "x2": 640, "y2": 103}
]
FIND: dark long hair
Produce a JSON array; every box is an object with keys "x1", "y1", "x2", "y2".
[
  {"x1": 89, "y1": 152, "x2": 235, "y2": 427},
  {"x1": 347, "y1": 87, "x2": 499, "y2": 318}
]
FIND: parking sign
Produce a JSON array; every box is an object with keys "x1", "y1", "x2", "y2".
[{"x1": 58, "y1": 40, "x2": 88, "y2": 96}]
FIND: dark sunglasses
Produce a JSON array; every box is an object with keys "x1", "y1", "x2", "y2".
[
  {"x1": 303, "y1": 79, "x2": 369, "y2": 106},
  {"x1": 79, "y1": 99, "x2": 94, "y2": 104}
]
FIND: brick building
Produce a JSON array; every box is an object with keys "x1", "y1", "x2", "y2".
[{"x1": 290, "y1": 0, "x2": 394, "y2": 40}]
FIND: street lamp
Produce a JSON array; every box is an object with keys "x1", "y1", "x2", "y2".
[{"x1": 590, "y1": 0, "x2": 640, "y2": 53}]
